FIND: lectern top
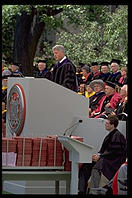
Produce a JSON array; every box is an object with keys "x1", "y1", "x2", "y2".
[{"x1": 58, "y1": 136, "x2": 93, "y2": 149}]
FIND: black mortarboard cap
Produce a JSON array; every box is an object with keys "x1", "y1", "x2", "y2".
[
  {"x1": 110, "y1": 59, "x2": 121, "y2": 65},
  {"x1": 105, "y1": 81, "x2": 116, "y2": 89},
  {"x1": 38, "y1": 59, "x2": 47, "y2": 64},
  {"x1": 78, "y1": 62, "x2": 85, "y2": 67},
  {"x1": 12, "y1": 62, "x2": 21, "y2": 68},
  {"x1": 91, "y1": 62, "x2": 98, "y2": 66},
  {"x1": 100, "y1": 62, "x2": 109, "y2": 66}
]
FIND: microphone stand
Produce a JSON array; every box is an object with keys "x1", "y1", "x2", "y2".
[{"x1": 63, "y1": 120, "x2": 83, "y2": 136}]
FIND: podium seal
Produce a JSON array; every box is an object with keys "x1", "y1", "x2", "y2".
[{"x1": 7, "y1": 84, "x2": 26, "y2": 136}]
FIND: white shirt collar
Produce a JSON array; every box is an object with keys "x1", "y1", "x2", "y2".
[{"x1": 59, "y1": 56, "x2": 66, "y2": 63}]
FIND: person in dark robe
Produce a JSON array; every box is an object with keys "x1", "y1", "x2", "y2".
[
  {"x1": 89, "y1": 79, "x2": 105, "y2": 117},
  {"x1": 118, "y1": 66, "x2": 128, "y2": 87},
  {"x1": 90, "y1": 62, "x2": 102, "y2": 81},
  {"x1": 10, "y1": 62, "x2": 24, "y2": 77},
  {"x1": 34, "y1": 60, "x2": 49, "y2": 78},
  {"x1": 93, "y1": 81, "x2": 122, "y2": 119},
  {"x1": 2, "y1": 69, "x2": 12, "y2": 104},
  {"x1": 78, "y1": 114, "x2": 126, "y2": 194},
  {"x1": 107, "y1": 59, "x2": 121, "y2": 85},
  {"x1": 77, "y1": 84, "x2": 85, "y2": 96},
  {"x1": 47, "y1": 45, "x2": 77, "y2": 92},
  {"x1": 76, "y1": 62, "x2": 84, "y2": 86},
  {"x1": 111, "y1": 84, "x2": 128, "y2": 121},
  {"x1": 80, "y1": 65, "x2": 92, "y2": 85},
  {"x1": 100, "y1": 62, "x2": 111, "y2": 82}
]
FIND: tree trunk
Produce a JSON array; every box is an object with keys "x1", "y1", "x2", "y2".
[
  {"x1": 13, "y1": 10, "x2": 45, "y2": 76},
  {"x1": 109, "y1": 5, "x2": 118, "y2": 14}
]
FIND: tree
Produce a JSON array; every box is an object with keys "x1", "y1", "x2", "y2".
[
  {"x1": 2, "y1": 5, "x2": 89, "y2": 75},
  {"x1": 2, "y1": 5, "x2": 128, "y2": 75},
  {"x1": 56, "y1": 5, "x2": 128, "y2": 67},
  {"x1": 2, "y1": 5, "x2": 65, "y2": 75}
]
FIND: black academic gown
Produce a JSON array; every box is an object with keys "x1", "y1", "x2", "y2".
[
  {"x1": 93, "y1": 128, "x2": 126, "y2": 180},
  {"x1": 35, "y1": 68, "x2": 48, "y2": 78},
  {"x1": 91, "y1": 71, "x2": 102, "y2": 81},
  {"x1": 89, "y1": 91, "x2": 106, "y2": 111},
  {"x1": 100, "y1": 72, "x2": 111, "y2": 82},
  {"x1": 107, "y1": 71, "x2": 121, "y2": 85},
  {"x1": 48, "y1": 58, "x2": 77, "y2": 92},
  {"x1": 78, "y1": 128, "x2": 126, "y2": 193}
]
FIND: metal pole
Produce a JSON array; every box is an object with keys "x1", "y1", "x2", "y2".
[{"x1": 70, "y1": 160, "x2": 78, "y2": 194}]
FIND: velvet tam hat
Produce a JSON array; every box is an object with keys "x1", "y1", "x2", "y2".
[
  {"x1": 105, "y1": 81, "x2": 116, "y2": 89},
  {"x1": 110, "y1": 59, "x2": 121, "y2": 65},
  {"x1": 100, "y1": 62, "x2": 110, "y2": 66},
  {"x1": 91, "y1": 62, "x2": 98, "y2": 66},
  {"x1": 38, "y1": 59, "x2": 47, "y2": 64}
]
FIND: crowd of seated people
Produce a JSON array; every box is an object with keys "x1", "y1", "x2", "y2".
[
  {"x1": 76, "y1": 60, "x2": 128, "y2": 194},
  {"x1": 2, "y1": 60, "x2": 25, "y2": 137},
  {"x1": 2, "y1": 58, "x2": 128, "y2": 125},
  {"x1": 76, "y1": 59, "x2": 128, "y2": 121}
]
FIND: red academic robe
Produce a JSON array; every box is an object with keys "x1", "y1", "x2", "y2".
[{"x1": 93, "y1": 92, "x2": 122, "y2": 118}]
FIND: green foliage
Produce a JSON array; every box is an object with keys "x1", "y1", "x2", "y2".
[
  {"x1": 34, "y1": 41, "x2": 55, "y2": 68},
  {"x1": 2, "y1": 5, "x2": 128, "y2": 69},
  {"x1": 56, "y1": 5, "x2": 128, "y2": 67},
  {"x1": 2, "y1": 5, "x2": 64, "y2": 60},
  {"x1": 103, "y1": 6, "x2": 128, "y2": 63}
]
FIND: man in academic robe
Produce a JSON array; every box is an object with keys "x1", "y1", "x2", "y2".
[
  {"x1": 35, "y1": 60, "x2": 49, "y2": 78},
  {"x1": 92, "y1": 81, "x2": 122, "y2": 118},
  {"x1": 10, "y1": 62, "x2": 24, "y2": 77},
  {"x1": 89, "y1": 114, "x2": 126, "y2": 194},
  {"x1": 76, "y1": 62, "x2": 84, "y2": 86},
  {"x1": 90, "y1": 62, "x2": 102, "y2": 81},
  {"x1": 100, "y1": 61, "x2": 111, "y2": 82},
  {"x1": 78, "y1": 114, "x2": 126, "y2": 194},
  {"x1": 107, "y1": 59, "x2": 121, "y2": 85},
  {"x1": 47, "y1": 45, "x2": 77, "y2": 92}
]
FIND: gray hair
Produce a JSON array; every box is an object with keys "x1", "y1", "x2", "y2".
[
  {"x1": 52, "y1": 45, "x2": 65, "y2": 53},
  {"x1": 121, "y1": 84, "x2": 128, "y2": 93}
]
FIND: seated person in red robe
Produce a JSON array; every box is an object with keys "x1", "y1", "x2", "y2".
[
  {"x1": 92, "y1": 81, "x2": 122, "y2": 118},
  {"x1": 111, "y1": 84, "x2": 128, "y2": 121},
  {"x1": 90, "y1": 62, "x2": 102, "y2": 81},
  {"x1": 80, "y1": 65, "x2": 92, "y2": 85}
]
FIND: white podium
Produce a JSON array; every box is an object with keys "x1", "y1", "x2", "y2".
[
  {"x1": 6, "y1": 77, "x2": 126, "y2": 153},
  {"x1": 6, "y1": 77, "x2": 88, "y2": 137},
  {"x1": 58, "y1": 136, "x2": 93, "y2": 194},
  {"x1": 4, "y1": 77, "x2": 126, "y2": 194}
]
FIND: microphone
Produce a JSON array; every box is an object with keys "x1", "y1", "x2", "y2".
[{"x1": 63, "y1": 120, "x2": 83, "y2": 136}]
